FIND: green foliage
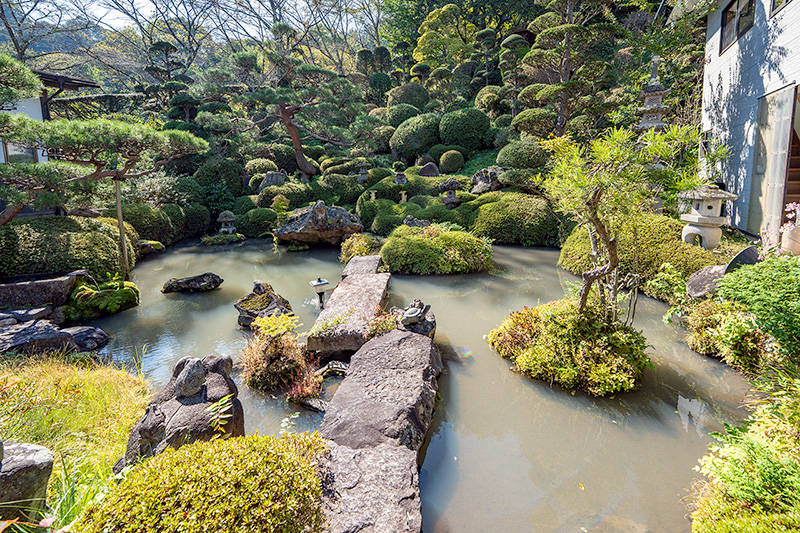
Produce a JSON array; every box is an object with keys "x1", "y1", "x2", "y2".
[
  {"x1": 380, "y1": 224, "x2": 492, "y2": 275},
  {"x1": 559, "y1": 213, "x2": 723, "y2": 283},
  {"x1": 340, "y1": 233, "x2": 382, "y2": 263},
  {"x1": 475, "y1": 85, "x2": 511, "y2": 118},
  {"x1": 439, "y1": 108, "x2": 491, "y2": 152},
  {"x1": 685, "y1": 300, "x2": 768, "y2": 372},
  {"x1": 121, "y1": 203, "x2": 175, "y2": 245},
  {"x1": 0, "y1": 216, "x2": 136, "y2": 278},
  {"x1": 496, "y1": 139, "x2": 549, "y2": 169},
  {"x1": 488, "y1": 298, "x2": 651, "y2": 396},
  {"x1": 439, "y1": 150, "x2": 464, "y2": 174},
  {"x1": 181, "y1": 204, "x2": 211, "y2": 239},
  {"x1": 245, "y1": 158, "x2": 279, "y2": 175},
  {"x1": 202, "y1": 182, "x2": 236, "y2": 216},
  {"x1": 429, "y1": 144, "x2": 469, "y2": 162},
  {"x1": 0, "y1": 53, "x2": 42, "y2": 106},
  {"x1": 643, "y1": 262, "x2": 691, "y2": 307},
  {"x1": 236, "y1": 208, "x2": 278, "y2": 237},
  {"x1": 717, "y1": 256, "x2": 800, "y2": 358},
  {"x1": 193, "y1": 157, "x2": 245, "y2": 197},
  {"x1": 232, "y1": 195, "x2": 258, "y2": 216},
  {"x1": 511, "y1": 107, "x2": 558, "y2": 137},
  {"x1": 268, "y1": 144, "x2": 300, "y2": 174},
  {"x1": 470, "y1": 192, "x2": 562, "y2": 246},
  {"x1": 75, "y1": 434, "x2": 327, "y2": 533},
  {"x1": 64, "y1": 280, "x2": 140, "y2": 320},
  {"x1": 386, "y1": 83, "x2": 430, "y2": 109},
  {"x1": 389, "y1": 113, "x2": 442, "y2": 161},
  {"x1": 197, "y1": 102, "x2": 232, "y2": 114},
  {"x1": 385, "y1": 104, "x2": 422, "y2": 128},
  {"x1": 201, "y1": 233, "x2": 246, "y2": 245},
  {"x1": 257, "y1": 181, "x2": 317, "y2": 209},
  {"x1": 253, "y1": 313, "x2": 302, "y2": 338}
]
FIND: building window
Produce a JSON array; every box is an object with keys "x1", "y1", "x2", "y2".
[
  {"x1": 772, "y1": 0, "x2": 793, "y2": 16},
  {"x1": 2, "y1": 142, "x2": 38, "y2": 164},
  {"x1": 721, "y1": 0, "x2": 755, "y2": 52}
]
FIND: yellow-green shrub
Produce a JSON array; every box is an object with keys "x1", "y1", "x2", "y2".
[
  {"x1": 340, "y1": 233, "x2": 382, "y2": 263},
  {"x1": 380, "y1": 224, "x2": 492, "y2": 274}
]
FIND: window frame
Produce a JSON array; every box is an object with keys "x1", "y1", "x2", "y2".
[
  {"x1": 720, "y1": 0, "x2": 755, "y2": 54},
  {"x1": 771, "y1": 0, "x2": 794, "y2": 17},
  {"x1": 2, "y1": 141, "x2": 39, "y2": 164}
]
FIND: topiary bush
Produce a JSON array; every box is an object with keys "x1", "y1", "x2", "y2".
[
  {"x1": 245, "y1": 158, "x2": 279, "y2": 175},
  {"x1": 389, "y1": 113, "x2": 442, "y2": 161},
  {"x1": 475, "y1": 85, "x2": 510, "y2": 118},
  {"x1": 511, "y1": 108, "x2": 558, "y2": 137},
  {"x1": 385, "y1": 104, "x2": 421, "y2": 128},
  {"x1": 63, "y1": 279, "x2": 140, "y2": 321},
  {"x1": 559, "y1": 213, "x2": 724, "y2": 283},
  {"x1": 429, "y1": 144, "x2": 469, "y2": 162},
  {"x1": 717, "y1": 255, "x2": 800, "y2": 358},
  {"x1": 193, "y1": 157, "x2": 245, "y2": 197},
  {"x1": 386, "y1": 83, "x2": 430, "y2": 109},
  {"x1": 439, "y1": 150, "x2": 464, "y2": 174},
  {"x1": 232, "y1": 195, "x2": 258, "y2": 216},
  {"x1": 496, "y1": 140, "x2": 549, "y2": 170},
  {"x1": 380, "y1": 224, "x2": 492, "y2": 275},
  {"x1": 235, "y1": 208, "x2": 278, "y2": 238},
  {"x1": 269, "y1": 143, "x2": 300, "y2": 174},
  {"x1": 373, "y1": 125, "x2": 395, "y2": 153},
  {"x1": 439, "y1": 108, "x2": 491, "y2": 152},
  {"x1": 469, "y1": 192, "x2": 561, "y2": 246},
  {"x1": 74, "y1": 433, "x2": 327, "y2": 533},
  {"x1": 121, "y1": 203, "x2": 175, "y2": 245},
  {"x1": 487, "y1": 298, "x2": 651, "y2": 396}
]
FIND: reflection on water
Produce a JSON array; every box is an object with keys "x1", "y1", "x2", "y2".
[{"x1": 93, "y1": 240, "x2": 749, "y2": 532}]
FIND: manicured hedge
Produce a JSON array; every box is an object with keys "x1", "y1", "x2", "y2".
[
  {"x1": 439, "y1": 108, "x2": 490, "y2": 152},
  {"x1": 496, "y1": 140, "x2": 549, "y2": 170},
  {"x1": 470, "y1": 192, "x2": 562, "y2": 247},
  {"x1": 386, "y1": 83, "x2": 430, "y2": 109},
  {"x1": 381, "y1": 224, "x2": 492, "y2": 275},
  {"x1": 389, "y1": 113, "x2": 442, "y2": 161}
]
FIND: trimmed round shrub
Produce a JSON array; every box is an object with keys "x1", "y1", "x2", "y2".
[
  {"x1": 386, "y1": 83, "x2": 429, "y2": 109},
  {"x1": 512, "y1": 108, "x2": 558, "y2": 137},
  {"x1": 0, "y1": 216, "x2": 136, "y2": 279},
  {"x1": 315, "y1": 173, "x2": 366, "y2": 207},
  {"x1": 269, "y1": 143, "x2": 300, "y2": 174},
  {"x1": 429, "y1": 144, "x2": 469, "y2": 162},
  {"x1": 159, "y1": 203, "x2": 186, "y2": 242},
  {"x1": 381, "y1": 224, "x2": 492, "y2": 274},
  {"x1": 303, "y1": 145, "x2": 326, "y2": 160},
  {"x1": 236, "y1": 208, "x2": 278, "y2": 237},
  {"x1": 233, "y1": 195, "x2": 258, "y2": 216},
  {"x1": 193, "y1": 157, "x2": 245, "y2": 197},
  {"x1": 470, "y1": 192, "x2": 561, "y2": 246},
  {"x1": 121, "y1": 203, "x2": 175, "y2": 245},
  {"x1": 448, "y1": 96, "x2": 470, "y2": 111},
  {"x1": 487, "y1": 298, "x2": 651, "y2": 396},
  {"x1": 368, "y1": 107, "x2": 388, "y2": 120},
  {"x1": 389, "y1": 113, "x2": 442, "y2": 161},
  {"x1": 323, "y1": 158, "x2": 369, "y2": 176},
  {"x1": 475, "y1": 85, "x2": 510, "y2": 118},
  {"x1": 245, "y1": 158, "x2": 279, "y2": 175},
  {"x1": 439, "y1": 150, "x2": 464, "y2": 174},
  {"x1": 373, "y1": 125, "x2": 395, "y2": 153},
  {"x1": 74, "y1": 434, "x2": 327, "y2": 533},
  {"x1": 558, "y1": 213, "x2": 724, "y2": 283},
  {"x1": 494, "y1": 114, "x2": 513, "y2": 127},
  {"x1": 385, "y1": 104, "x2": 421, "y2": 128},
  {"x1": 439, "y1": 108, "x2": 490, "y2": 152},
  {"x1": 366, "y1": 167, "x2": 393, "y2": 187},
  {"x1": 496, "y1": 140, "x2": 549, "y2": 170},
  {"x1": 174, "y1": 177, "x2": 205, "y2": 205}
]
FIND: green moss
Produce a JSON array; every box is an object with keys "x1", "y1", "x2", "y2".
[
  {"x1": 74, "y1": 434, "x2": 327, "y2": 533},
  {"x1": 496, "y1": 139, "x2": 549, "y2": 169},
  {"x1": 389, "y1": 113, "x2": 442, "y2": 161},
  {"x1": 439, "y1": 150, "x2": 465, "y2": 174},
  {"x1": 487, "y1": 298, "x2": 651, "y2": 396},
  {"x1": 201, "y1": 233, "x2": 246, "y2": 245},
  {"x1": 380, "y1": 224, "x2": 492, "y2": 274},
  {"x1": 470, "y1": 192, "x2": 562, "y2": 246},
  {"x1": 235, "y1": 208, "x2": 278, "y2": 238},
  {"x1": 439, "y1": 108, "x2": 490, "y2": 152},
  {"x1": 559, "y1": 213, "x2": 724, "y2": 283},
  {"x1": 245, "y1": 158, "x2": 278, "y2": 175},
  {"x1": 0, "y1": 216, "x2": 136, "y2": 279},
  {"x1": 64, "y1": 280, "x2": 140, "y2": 321},
  {"x1": 257, "y1": 182, "x2": 317, "y2": 209}
]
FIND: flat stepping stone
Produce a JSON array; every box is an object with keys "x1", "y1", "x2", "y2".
[
  {"x1": 341, "y1": 255, "x2": 380, "y2": 279},
  {"x1": 0, "y1": 320, "x2": 75, "y2": 354},
  {"x1": 0, "y1": 306, "x2": 52, "y2": 322}
]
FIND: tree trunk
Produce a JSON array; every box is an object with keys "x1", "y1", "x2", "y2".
[
  {"x1": 577, "y1": 188, "x2": 618, "y2": 312},
  {"x1": 0, "y1": 202, "x2": 26, "y2": 226},
  {"x1": 278, "y1": 103, "x2": 317, "y2": 177},
  {"x1": 115, "y1": 179, "x2": 130, "y2": 280}
]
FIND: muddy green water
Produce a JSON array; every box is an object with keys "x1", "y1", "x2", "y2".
[{"x1": 93, "y1": 240, "x2": 749, "y2": 533}]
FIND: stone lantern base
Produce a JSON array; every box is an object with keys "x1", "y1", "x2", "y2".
[{"x1": 682, "y1": 223, "x2": 722, "y2": 250}]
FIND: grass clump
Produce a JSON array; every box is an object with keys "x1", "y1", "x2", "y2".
[
  {"x1": 487, "y1": 298, "x2": 651, "y2": 396},
  {"x1": 74, "y1": 433, "x2": 327, "y2": 533},
  {"x1": 380, "y1": 224, "x2": 492, "y2": 275},
  {"x1": 0, "y1": 355, "x2": 150, "y2": 529},
  {"x1": 64, "y1": 279, "x2": 140, "y2": 320}
]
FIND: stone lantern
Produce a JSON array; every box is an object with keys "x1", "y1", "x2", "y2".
[
  {"x1": 394, "y1": 172, "x2": 407, "y2": 185},
  {"x1": 439, "y1": 177, "x2": 463, "y2": 209},
  {"x1": 357, "y1": 161, "x2": 371, "y2": 184},
  {"x1": 677, "y1": 185, "x2": 738, "y2": 250},
  {"x1": 217, "y1": 210, "x2": 237, "y2": 234},
  {"x1": 633, "y1": 56, "x2": 671, "y2": 132}
]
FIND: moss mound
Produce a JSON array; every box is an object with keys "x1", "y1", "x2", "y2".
[
  {"x1": 385, "y1": 104, "x2": 421, "y2": 128},
  {"x1": 121, "y1": 203, "x2": 175, "y2": 245},
  {"x1": 232, "y1": 195, "x2": 258, "y2": 216},
  {"x1": 389, "y1": 113, "x2": 441, "y2": 161},
  {"x1": 75, "y1": 434, "x2": 327, "y2": 533},
  {"x1": 63, "y1": 280, "x2": 139, "y2": 321},
  {"x1": 386, "y1": 82, "x2": 430, "y2": 109},
  {"x1": 245, "y1": 158, "x2": 278, "y2": 175},
  {"x1": 439, "y1": 107, "x2": 490, "y2": 152},
  {"x1": 470, "y1": 192, "x2": 562, "y2": 246},
  {"x1": 559, "y1": 213, "x2": 724, "y2": 283},
  {"x1": 0, "y1": 216, "x2": 136, "y2": 279},
  {"x1": 488, "y1": 298, "x2": 651, "y2": 396},
  {"x1": 380, "y1": 224, "x2": 492, "y2": 275},
  {"x1": 268, "y1": 143, "x2": 300, "y2": 174},
  {"x1": 439, "y1": 150, "x2": 464, "y2": 174},
  {"x1": 496, "y1": 139, "x2": 549, "y2": 170}
]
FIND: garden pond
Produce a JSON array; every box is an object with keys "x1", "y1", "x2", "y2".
[{"x1": 92, "y1": 240, "x2": 749, "y2": 533}]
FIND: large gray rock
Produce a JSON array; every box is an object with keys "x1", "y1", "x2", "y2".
[
  {"x1": 162, "y1": 272, "x2": 224, "y2": 293},
  {"x1": 255, "y1": 170, "x2": 288, "y2": 192},
  {"x1": 322, "y1": 441, "x2": 421, "y2": 533},
  {"x1": 234, "y1": 280, "x2": 293, "y2": 329},
  {"x1": 687, "y1": 264, "x2": 727, "y2": 299},
  {"x1": 0, "y1": 270, "x2": 87, "y2": 309},
  {"x1": 62, "y1": 326, "x2": 110, "y2": 351},
  {"x1": 0, "y1": 306, "x2": 52, "y2": 322},
  {"x1": 321, "y1": 330, "x2": 442, "y2": 451},
  {"x1": 114, "y1": 354, "x2": 245, "y2": 473},
  {"x1": 275, "y1": 200, "x2": 363, "y2": 245},
  {"x1": 0, "y1": 320, "x2": 76, "y2": 354},
  {"x1": 470, "y1": 165, "x2": 505, "y2": 194},
  {"x1": 418, "y1": 162, "x2": 439, "y2": 177},
  {"x1": 0, "y1": 442, "x2": 54, "y2": 521}
]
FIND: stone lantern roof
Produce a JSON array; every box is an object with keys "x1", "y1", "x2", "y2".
[
  {"x1": 217, "y1": 210, "x2": 236, "y2": 223},
  {"x1": 438, "y1": 177, "x2": 463, "y2": 193},
  {"x1": 677, "y1": 184, "x2": 738, "y2": 201}
]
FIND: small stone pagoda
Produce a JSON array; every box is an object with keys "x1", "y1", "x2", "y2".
[
  {"x1": 678, "y1": 185, "x2": 738, "y2": 250},
  {"x1": 217, "y1": 210, "x2": 237, "y2": 234},
  {"x1": 634, "y1": 56, "x2": 671, "y2": 132}
]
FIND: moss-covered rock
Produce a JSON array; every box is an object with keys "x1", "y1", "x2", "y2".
[
  {"x1": 74, "y1": 434, "x2": 327, "y2": 533},
  {"x1": 439, "y1": 150, "x2": 464, "y2": 174},
  {"x1": 439, "y1": 108, "x2": 491, "y2": 152},
  {"x1": 201, "y1": 233, "x2": 246, "y2": 245},
  {"x1": 385, "y1": 104, "x2": 421, "y2": 128},
  {"x1": 63, "y1": 280, "x2": 139, "y2": 321},
  {"x1": 386, "y1": 83, "x2": 430, "y2": 109},
  {"x1": 389, "y1": 113, "x2": 442, "y2": 161},
  {"x1": 380, "y1": 224, "x2": 492, "y2": 275},
  {"x1": 559, "y1": 213, "x2": 724, "y2": 283},
  {"x1": 236, "y1": 208, "x2": 278, "y2": 238},
  {"x1": 340, "y1": 233, "x2": 383, "y2": 263},
  {"x1": 0, "y1": 216, "x2": 136, "y2": 279},
  {"x1": 470, "y1": 192, "x2": 562, "y2": 246},
  {"x1": 487, "y1": 298, "x2": 651, "y2": 396},
  {"x1": 496, "y1": 140, "x2": 549, "y2": 170}
]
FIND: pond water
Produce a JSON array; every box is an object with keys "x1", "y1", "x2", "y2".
[{"x1": 93, "y1": 240, "x2": 750, "y2": 533}]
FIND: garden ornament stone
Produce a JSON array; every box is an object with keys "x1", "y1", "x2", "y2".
[
  {"x1": 114, "y1": 354, "x2": 244, "y2": 474},
  {"x1": 357, "y1": 162, "x2": 371, "y2": 184},
  {"x1": 678, "y1": 185, "x2": 738, "y2": 250},
  {"x1": 400, "y1": 191, "x2": 408, "y2": 203},
  {"x1": 394, "y1": 172, "x2": 407, "y2": 185},
  {"x1": 439, "y1": 177, "x2": 463, "y2": 209},
  {"x1": 370, "y1": 191, "x2": 377, "y2": 201},
  {"x1": 633, "y1": 56, "x2": 671, "y2": 132},
  {"x1": 256, "y1": 170, "x2": 287, "y2": 192},
  {"x1": 403, "y1": 215, "x2": 430, "y2": 228},
  {"x1": 217, "y1": 210, "x2": 237, "y2": 234},
  {"x1": 393, "y1": 299, "x2": 436, "y2": 338}
]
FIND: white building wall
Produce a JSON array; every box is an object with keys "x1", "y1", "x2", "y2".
[
  {"x1": 0, "y1": 96, "x2": 49, "y2": 164},
  {"x1": 702, "y1": 0, "x2": 800, "y2": 232}
]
